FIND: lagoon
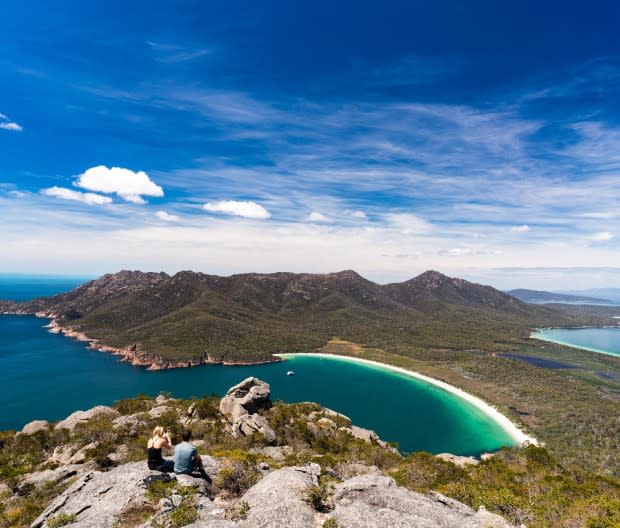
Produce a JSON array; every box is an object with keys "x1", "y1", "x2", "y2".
[{"x1": 533, "y1": 327, "x2": 620, "y2": 358}]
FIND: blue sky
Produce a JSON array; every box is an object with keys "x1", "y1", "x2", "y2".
[{"x1": 1, "y1": 0, "x2": 620, "y2": 289}]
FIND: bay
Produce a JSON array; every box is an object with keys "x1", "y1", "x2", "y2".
[
  {"x1": 533, "y1": 327, "x2": 620, "y2": 358},
  {"x1": 0, "y1": 276, "x2": 516, "y2": 456}
]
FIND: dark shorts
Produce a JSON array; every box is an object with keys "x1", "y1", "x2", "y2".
[{"x1": 148, "y1": 459, "x2": 174, "y2": 472}]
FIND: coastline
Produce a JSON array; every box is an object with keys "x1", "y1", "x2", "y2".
[
  {"x1": 276, "y1": 352, "x2": 538, "y2": 447},
  {"x1": 33, "y1": 313, "x2": 281, "y2": 370},
  {"x1": 531, "y1": 328, "x2": 620, "y2": 358}
]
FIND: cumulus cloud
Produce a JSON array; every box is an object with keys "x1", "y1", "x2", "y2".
[
  {"x1": 307, "y1": 212, "x2": 330, "y2": 222},
  {"x1": 155, "y1": 210, "x2": 180, "y2": 222},
  {"x1": 42, "y1": 186, "x2": 112, "y2": 205},
  {"x1": 511, "y1": 225, "x2": 530, "y2": 232},
  {"x1": 591, "y1": 231, "x2": 614, "y2": 241},
  {"x1": 0, "y1": 113, "x2": 23, "y2": 131},
  {"x1": 75, "y1": 165, "x2": 164, "y2": 204},
  {"x1": 351, "y1": 210, "x2": 367, "y2": 219},
  {"x1": 203, "y1": 200, "x2": 271, "y2": 219}
]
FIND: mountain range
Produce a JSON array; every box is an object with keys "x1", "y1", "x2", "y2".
[{"x1": 0, "y1": 269, "x2": 614, "y2": 367}]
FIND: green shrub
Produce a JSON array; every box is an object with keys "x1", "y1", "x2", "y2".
[
  {"x1": 305, "y1": 481, "x2": 335, "y2": 513},
  {"x1": 72, "y1": 416, "x2": 117, "y2": 446},
  {"x1": 393, "y1": 452, "x2": 468, "y2": 491},
  {"x1": 192, "y1": 396, "x2": 220, "y2": 420},
  {"x1": 113, "y1": 395, "x2": 154, "y2": 415},
  {"x1": 145, "y1": 479, "x2": 176, "y2": 502},
  {"x1": 230, "y1": 500, "x2": 250, "y2": 521},
  {"x1": 47, "y1": 513, "x2": 77, "y2": 527},
  {"x1": 169, "y1": 496, "x2": 198, "y2": 527},
  {"x1": 323, "y1": 519, "x2": 340, "y2": 528},
  {"x1": 216, "y1": 460, "x2": 260, "y2": 497}
]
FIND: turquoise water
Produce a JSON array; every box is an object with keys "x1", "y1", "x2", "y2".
[
  {"x1": 533, "y1": 327, "x2": 620, "y2": 358},
  {"x1": 0, "y1": 276, "x2": 516, "y2": 456}
]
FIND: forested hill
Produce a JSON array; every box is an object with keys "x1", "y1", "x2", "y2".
[
  {"x1": 0, "y1": 269, "x2": 614, "y2": 364},
  {"x1": 507, "y1": 288, "x2": 612, "y2": 304}
]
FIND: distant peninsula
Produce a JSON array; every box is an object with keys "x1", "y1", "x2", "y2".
[
  {"x1": 506, "y1": 288, "x2": 613, "y2": 304},
  {"x1": 1, "y1": 269, "x2": 618, "y2": 370}
]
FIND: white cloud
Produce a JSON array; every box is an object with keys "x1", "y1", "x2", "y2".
[
  {"x1": 203, "y1": 200, "x2": 271, "y2": 219},
  {"x1": 155, "y1": 210, "x2": 180, "y2": 222},
  {"x1": 351, "y1": 210, "x2": 367, "y2": 219},
  {"x1": 511, "y1": 225, "x2": 530, "y2": 232},
  {"x1": 591, "y1": 231, "x2": 614, "y2": 242},
  {"x1": 307, "y1": 212, "x2": 330, "y2": 222},
  {"x1": 42, "y1": 186, "x2": 112, "y2": 205},
  {"x1": 579, "y1": 211, "x2": 619, "y2": 219},
  {"x1": 8, "y1": 190, "x2": 29, "y2": 198},
  {"x1": 75, "y1": 165, "x2": 164, "y2": 204},
  {"x1": 384, "y1": 213, "x2": 432, "y2": 234},
  {"x1": 0, "y1": 113, "x2": 22, "y2": 132}
]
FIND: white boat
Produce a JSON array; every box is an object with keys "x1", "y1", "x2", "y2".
[{"x1": 286, "y1": 370, "x2": 295, "y2": 376}]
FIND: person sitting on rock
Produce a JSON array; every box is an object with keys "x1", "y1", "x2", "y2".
[
  {"x1": 174, "y1": 430, "x2": 206, "y2": 477},
  {"x1": 147, "y1": 426, "x2": 174, "y2": 472}
]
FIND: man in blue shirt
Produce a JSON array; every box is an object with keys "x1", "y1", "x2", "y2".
[{"x1": 174, "y1": 430, "x2": 205, "y2": 476}]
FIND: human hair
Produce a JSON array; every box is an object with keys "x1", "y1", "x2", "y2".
[
  {"x1": 152, "y1": 426, "x2": 165, "y2": 439},
  {"x1": 181, "y1": 430, "x2": 191, "y2": 442}
]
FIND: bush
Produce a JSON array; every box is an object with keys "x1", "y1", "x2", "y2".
[
  {"x1": 72, "y1": 416, "x2": 117, "y2": 446},
  {"x1": 169, "y1": 496, "x2": 198, "y2": 527},
  {"x1": 113, "y1": 395, "x2": 154, "y2": 415},
  {"x1": 145, "y1": 479, "x2": 176, "y2": 502},
  {"x1": 47, "y1": 513, "x2": 77, "y2": 527},
  {"x1": 305, "y1": 481, "x2": 336, "y2": 513},
  {"x1": 394, "y1": 452, "x2": 468, "y2": 491},
  {"x1": 229, "y1": 500, "x2": 250, "y2": 521},
  {"x1": 216, "y1": 460, "x2": 260, "y2": 497},
  {"x1": 192, "y1": 396, "x2": 220, "y2": 420}
]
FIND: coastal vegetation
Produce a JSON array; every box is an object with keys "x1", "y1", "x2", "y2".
[{"x1": 0, "y1": 394, "x2": 618, "y2": 528}]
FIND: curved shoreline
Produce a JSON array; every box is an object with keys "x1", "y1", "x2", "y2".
[
  {"x1": 531, "y1": 329, "x2": 620, "y2": 358},
  {"x1": 276, "y1": 352, "x2": 538, "y2": 447}
]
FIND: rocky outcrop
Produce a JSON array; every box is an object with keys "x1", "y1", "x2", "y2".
[
  {"x1": 30, "y1": 462, "x2": 155, "y2": 528},
  {"x1": 20, "y1": 420, "x2": 50, "y2": 435},
  {"x1": 329, "y1": 474, "x2": 514, "y2": 528},
  {"x1": 18, "y1": 465, "x2": 84, "y2": 494},
  {"x1": 54, "y1": 406, "x2": 120, "y2": 431},
  {"x1": 220, "y1": 378, "x2": 275, "y2": 443},
  {"x1": 27, "y1": 461, "x2": 517, "y2": 528},
  {"x1": 236, "y1": 465, "x2": 320, "y2": 528},
  {"x1": 232, "y1": 414, "x2": 276, "y2": 444},
  {"x1": 219, "y1": 377, "x2": 272, "y2": 419},
  {"x1": 436, "y1": 453, "x2": 480, "y2": 467},
  {"x1": 29, "y1": 459, "x2": 222, "y2": 528}
]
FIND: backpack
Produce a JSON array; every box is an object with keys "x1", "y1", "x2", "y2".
[{"x1": 143, "y1": 473, "x2": 173, "y2": 486}]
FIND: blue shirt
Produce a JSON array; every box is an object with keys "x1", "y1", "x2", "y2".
[{"x1": 173, "y1": 442, "x2": 197, "y2": 474}]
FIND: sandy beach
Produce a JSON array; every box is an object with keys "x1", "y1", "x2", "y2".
[{"x1": 276, "y1": 352, "x2": 538, "y2": 447}]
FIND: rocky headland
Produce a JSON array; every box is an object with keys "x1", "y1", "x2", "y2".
[{"x1": 1, "y1": 378, "x2": 617, "y2": 528}]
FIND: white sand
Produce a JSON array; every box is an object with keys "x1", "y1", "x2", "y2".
[{"x1": 276, "y1": 352, "x2": 538, "y2": 447}]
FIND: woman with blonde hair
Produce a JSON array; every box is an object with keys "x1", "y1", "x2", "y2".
[{"x1": 147, "y1": 426, "x2": 174, "y2": 472}]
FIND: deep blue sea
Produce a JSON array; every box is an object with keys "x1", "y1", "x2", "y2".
[
  {"x1": 0, "y1": 276, "x2": 517, "y2": 455},
  {"x1": 0, "y1": 274, "x2": 91, "y2": 301}
]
